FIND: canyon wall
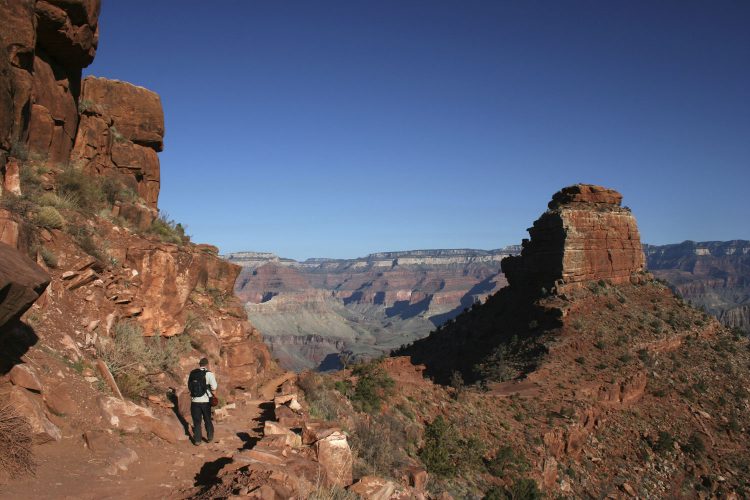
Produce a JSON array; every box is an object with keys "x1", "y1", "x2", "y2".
[
  {"x1": 646, "y1": 240, "x2": 750, "y2": 333},
  {"x1": 226, "y1": 248, "x2": 517, "y2": 370}
]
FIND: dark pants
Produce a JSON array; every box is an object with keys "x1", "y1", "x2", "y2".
[{"x1": 190, "y1": 402, "x2": 213, "y2": 443}]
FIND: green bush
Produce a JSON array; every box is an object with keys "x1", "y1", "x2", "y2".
[
  {"x1": 486, "y1": 446, "x2": 529, "y2": 477},
  {"x1": 418, "y1": 415, "x2": 485, "y2": 477},
  {"x1": 483, "y1": 478, "x2": 542, "y2": 500},
  {"x1": 147, "y1": 214, "x2": 189, "y2": 245},
  {"x1": 38, "y1": 246, "x2": 58, "y2": 268},
  {"x1": 38, "y1": 192, "x2": 79, "y2": 211},
  {"x1": 350, "y1": 362, "x2": 395, "y2": 414},
  {"x1": 683, "y1": 433, "x2": 705, "y2": 457},
  {"x1": 34, "y1": 206, "x2": 65, "y2": 229}
]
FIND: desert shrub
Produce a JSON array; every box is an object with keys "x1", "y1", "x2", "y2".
[
  {"x1": 34, "y1": 206, "x2": 65, "y2": 229},
  {"x1": 419, "y1": 415, "x2": 485, "y2": 477},
  {"x1": 683, "y1": 433, "x2": 705, "y2": 457},
  {"x1": 308, "y1": 486, "x2": 358, "y2": 500},
  {"x1": 0, "y1": 192, "x2": 35, "y2": 218},
  {"x1": 0, "y1": 403, "x2": 35, "y2": 478},
  {"x1": 97, "y1": 321, "x2": 191, "y2": 399},
  {"x1": 101, "y1": 177, "x2": 139, "y2": 205},
  {"x1": 650, "y1": 431, "x2": 675, "y2": 455},
  {"x1": 485, "y1": 445, "x2": 529, "y2": 478},
  {"x1": 298, "y1": 372, "x2": 348, "y2": 420},
  {"x1": 474, "y1": 344, "x2": 514, "y2": 382},
  {"x1": 350, "y1": 361, "x2": 395, "y2": 414},
  {"x1": 38, "y1": 192, "x2": 79, "y2": 211},
  {"x1": 38, "y1": 246, "x2": 58, "y2": 268},
  {"x1": 350, "y1": 413, "x2": 414, "y2": 478},
  {"x1": 148, "y1": 213, "x2": 189, "y2": 245},
  {"x1": 484, "y1": 478, "x2": 542, "y2": 499},
  {"x1": 57, "y1": 166, "x2": 104, "y2": 212}
]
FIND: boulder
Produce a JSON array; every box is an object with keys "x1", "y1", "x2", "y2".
[
  {"x1": 9, "y1": 386, "x2": 61, "y2": 444},
  {"x1": 263, "y1": 420, "x2": 301, "y2": 447},
  {"x1": 44, "y1": 382, "x2": 77, "y2": 416},
  {"x1": 98, "y1": 396, "x2": 186, "y2": 443},
  {"x1": 301, "y1": 420, "x2": 340, "y2": 445},
  {"x1": 315, "y1": 430, "x2": 353, "y2": 486},
  {"x1": 348, "y1": 476, "x2": 398, "y2": 500},
  {"x1": 273, "y1": 393, "x2": 302, "y2": 411},
  {"x1": 9, "y1": 363, "x2": 43, "y2": 392},
  {"x1": 0, "y1": 242, "x2": 51, "y2": 329},
  {"x1": 83, "y1": 429, "x2": 118, "y2": 453}
]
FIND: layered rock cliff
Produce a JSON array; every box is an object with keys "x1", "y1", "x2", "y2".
[
  {"x1": 645, "y1": 240, "x2": 750, "y2": 333},
  {"x1": 502, "y1": 184, "x2": 645, "y2": 294},
  {"x1": 227, "y1": 248, "x2": 515, "y2": 370},
  {"x1": 0, "y1": 0, "x2": 277, "y2": 483}
]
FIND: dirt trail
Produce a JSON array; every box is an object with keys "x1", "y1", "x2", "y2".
[{"x1": 0, "y1": 376, "x2": 295, "y2": 500}]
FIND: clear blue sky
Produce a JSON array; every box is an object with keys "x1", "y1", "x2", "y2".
[{"x1": 85, "y1": 1, "x2": 749, "y2": 260}]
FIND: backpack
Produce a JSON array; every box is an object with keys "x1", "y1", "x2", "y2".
[{"x1": 188, "y1": 368, "x2": 208, "y2": 398}]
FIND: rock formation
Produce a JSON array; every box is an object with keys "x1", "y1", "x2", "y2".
[{"x1": 502, "y1": 184, "x2": 645, "y2": 294}]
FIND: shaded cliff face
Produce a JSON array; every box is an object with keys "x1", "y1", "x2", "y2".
[
  {"x1": 227, "y1": 248, "x2": 515, "y2": 370},
  {"x1": 645, "y1": 240, "x2": 750, "y2": 333},
  {"x1": 0, "y1": 1, "x2": 278, "y2": 477}
]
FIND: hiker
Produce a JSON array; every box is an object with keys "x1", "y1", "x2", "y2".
[{"x1": 187, "y1": 357, "x2": 217, "y2": 445}]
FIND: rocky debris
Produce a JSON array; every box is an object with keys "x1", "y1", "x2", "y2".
[
  {"x1": 348, "y1": 476, "x2": 398, "y2": 499},
  {"x1": 97, "y1": 396, "x2": 186, "y2": 444},
  {"x1": 315, "y1": 430, "x2": 353, "y2": 486},
  {"x1": 0, "y1": 242, "x2": 51, "y2": 328},
  {"x1": 502, "y1": 184, "x2": 645, "y2": 294}
]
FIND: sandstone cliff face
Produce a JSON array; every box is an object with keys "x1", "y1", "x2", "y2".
[
  {"x1": 0, "y1": 0, "x2": 99, "y2": 168},
  {"x1": 71, "y1": 76, "x2": 163, "y2": 209},
  {"x1": 502, "y1": 184, "x2": 645, "y2": 294},
  {"x1": 0, "y1": 1, "x2": 277, "y2": 471}
]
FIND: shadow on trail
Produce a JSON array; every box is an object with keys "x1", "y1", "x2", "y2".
[
  {"x1": 193, "y1": 456, "x2": 232, "y2": 490},
  {"x1": 251, "y1": 401, "x2": 275, "y2": 434},
  {"x1": 167, "y1": 389, "x2": 191, "y2": 438},
  {"x1": 236, "y1": 431, "x2": 260, "y2": 451}
]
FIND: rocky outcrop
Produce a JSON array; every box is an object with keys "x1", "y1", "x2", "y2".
[
  {"x1": 502, "y1": 184, "x2": 645, "y2": 294},
  {"x1": 71, "y1": 76, "x2": 163, "y2": 209},
  {"x1": 0, "y1": 241, "x2": 50, "y2": 329},
  {"x1": 0, "y1": 0, "x2": 100, "y2": 168}
]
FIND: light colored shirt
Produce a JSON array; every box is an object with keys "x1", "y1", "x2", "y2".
[{"x1": 190, "y1": 368, "x2": 218, "y2": 403}]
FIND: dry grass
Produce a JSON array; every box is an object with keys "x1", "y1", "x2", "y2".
[{"x1": 0, "y1": 404, "x2": 35, "y2": 479}]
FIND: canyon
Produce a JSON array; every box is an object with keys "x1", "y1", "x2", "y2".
[
  {"x1": 228, "y1": 236, "x2": 749, "y2": 372},
  {"x1": 226, "y1": 248, "x2": 517, "y2": 371}
]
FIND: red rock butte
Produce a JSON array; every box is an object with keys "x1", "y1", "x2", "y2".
[{"x1": 501, "y1": 184, "x2": 646, "y2": 293}]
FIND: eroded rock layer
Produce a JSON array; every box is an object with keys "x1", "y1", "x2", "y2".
[{"x1": 502, "y1": 184, "x2": 645, "y2": 294}]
